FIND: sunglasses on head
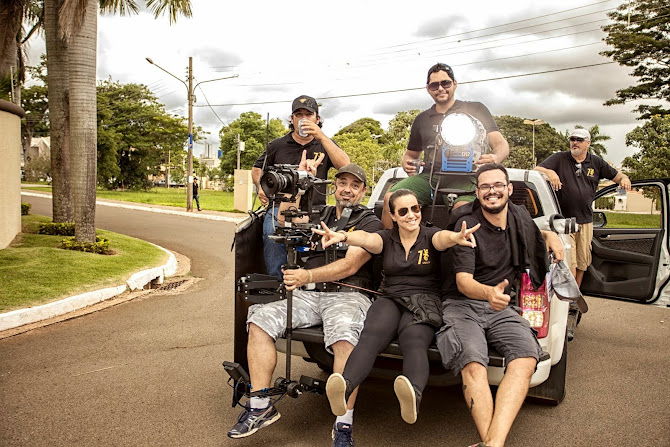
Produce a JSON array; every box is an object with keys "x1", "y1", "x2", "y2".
[
  {"x1": 397, "y1": 204, "x2": 421, "y2": 217},
  {"x1": 428, "y1": 80, "x2": 453, "y2": 91},
  {"x1": 569, "y1": 137, "x2": 585, "y2": 142}
]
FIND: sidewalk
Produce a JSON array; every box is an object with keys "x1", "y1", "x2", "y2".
[{"x1": 1, "y1": 192, "x2": 248, "y2": 334}]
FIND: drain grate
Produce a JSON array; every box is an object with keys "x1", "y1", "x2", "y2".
[{"x1": 157, "y1": 279, "x2": 188, "y2": 290}]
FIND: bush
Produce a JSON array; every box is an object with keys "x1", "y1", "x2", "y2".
[
  {"x1": 59, "y1": 236, "x2": 111, "y2": 255},
  {"x1": 595, "y1": 196, "x2": 615, "y2": 210},
  {"x1": 39, "y1": 222, "x2": 75, "y2": 236},
  {"x1": 21, "y1": 203, "x2": 31, "y2": 215}
]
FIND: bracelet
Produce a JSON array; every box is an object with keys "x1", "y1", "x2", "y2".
[
  {"x1": 339, "y1": 231, "x2": 348, "y2": 243},
  {"x1": 307, "y1": 269, "x2": 313, "y2": 283}
]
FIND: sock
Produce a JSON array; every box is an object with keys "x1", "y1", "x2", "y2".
[
  {"x1": 335, "y1": 409, "x2": 354, "y2": 425},
  {"x1": 249, "y1": 396, "x2": 270, "y2": 409}
]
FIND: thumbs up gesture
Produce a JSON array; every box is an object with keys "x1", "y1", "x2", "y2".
[{"x1": 486, "y1": 279, "x2": 510, "y2": 311}]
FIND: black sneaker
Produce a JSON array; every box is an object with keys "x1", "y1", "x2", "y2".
[
  {"x1": 227, "y1": 405, "x2": 280, "y2": 439},
  {"x1": 332, "y1": 422, "x2": 355, "y2": 447}
]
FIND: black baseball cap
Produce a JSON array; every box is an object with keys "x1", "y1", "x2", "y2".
[
  {"x1": 426, "y1": 63, "x2": 456, "y2": 83},
  {"x1": 335, "y1": 164, "x2": 367, "y2": 186},
  {"x1": 292, "y1": 95, "x2": 319, "y2": 114}
]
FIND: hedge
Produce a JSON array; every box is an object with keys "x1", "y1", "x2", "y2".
[
  {"x1": 21, "y1": 203, "x2": 31, "y2": 215},
  {"x1": 39, "y1": 222, "x2": 75, "y2": 236},
  {"x1": 60, "y1": 236, "x2": 111, "y2": 255}
]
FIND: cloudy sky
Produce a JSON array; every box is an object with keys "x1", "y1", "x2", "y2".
[{"x1": 25, "y1": 0, "x2": 652, "y2": 165}]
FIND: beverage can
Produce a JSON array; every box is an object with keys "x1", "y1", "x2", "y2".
[{"x1": 298, "y1": 118, "x2": 308, "y2": 137}]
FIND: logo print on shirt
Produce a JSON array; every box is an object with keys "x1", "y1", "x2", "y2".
[
  {"x1": 587, "y1": 168, "x2": 595, "y2": 177},
  {"x1": 418, "y1": 249, "x2": 430, "y2": 265},
  {"x1": 313, "y1": 152, "x2": 323, "y2": 162}
]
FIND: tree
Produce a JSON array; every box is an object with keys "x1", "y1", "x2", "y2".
[
  {"x1": 96, "y1": 80, "x2": 193, "y2": 189},
  {"x1": 334, "y1": 117, "x2": 387, "y2": 187},
  {"x1": 41, "y1": 0, "x2": 193, "y2": 242},
  {"x1": 601, "y1": 0, "x2": 670, "y2": 118},
  {"x1": 20, "y1": 58, "x2": 49, "y2": 162},
  {"x1": 621, "y1": 115, "x2": 670, "y2": 179},
  {"x1": 495, "y1": 115, "x2": 567, "y2": 168},
  {"x1": 383, "y1": 110, "x2": 420, "y2": 166},
  {"x1": 218, "y1": 112, "x2": 286, "y2": 175}
]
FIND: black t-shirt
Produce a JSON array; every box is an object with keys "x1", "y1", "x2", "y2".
[
  {"x1": 407, "y1": 100, "x2": 499, "y2": 171},
  {"x1": 376, "y1": 225, "x2": 444, "y2": 298},
  {"x1": 538, "y1": 151, "x2": 619, "y2": 224},
  {"x1": 254, "y1": 132, "x2": 336, "y2": 207},
  {"x1": 304, "y1": 206, "x2": 383, "y2": 286},
  {"x1": 441, "y1": 207, "x2": 516, "y2": 301}
]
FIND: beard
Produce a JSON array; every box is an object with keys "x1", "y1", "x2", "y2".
[
  {"x1": 336, "y1": 197, "x2": 359, "y2": 208},
  {"x1": 480, "y1": 193, "x2": 508, "y2": 214}
]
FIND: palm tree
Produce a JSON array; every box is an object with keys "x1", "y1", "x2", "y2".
[{"x1": 43, "y1": 0, "x2": 193, "y2": 242}]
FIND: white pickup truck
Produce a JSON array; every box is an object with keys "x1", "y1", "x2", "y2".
[{"x1": 230, "y1": 167, "x2": 669, "y2": 406}]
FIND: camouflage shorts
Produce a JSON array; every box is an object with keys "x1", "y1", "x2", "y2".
[{"x1": 247, "y1": 290, "x2": 371, "y2": 353}]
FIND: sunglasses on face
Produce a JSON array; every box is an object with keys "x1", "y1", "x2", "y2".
[
  {"x1": 569, "y1": 137, "x2": 585, "y2": 143},
  {"x1": 575, "y1": 163, "x2": 582, "y2": 177},
  {"x1": 428, "y1": 80, "x2": 453, "y2": 91},
  {"x1": 397, "y1": 204, "x2": 421, "y2": 217}
]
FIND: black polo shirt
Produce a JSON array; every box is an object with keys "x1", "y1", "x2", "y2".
[
  {"x1": 407, "y1": 100, "x2": 499, "y2": 171},
  {"x1": 538, "y1": 151, "x2": 619, "y2": 224},
  {"x1": 304, "y1": 206, "x2": 383, "y2": 286},
  {"x1": 441, "y1": 207, "x2": 516, "y2": 300},
  {"x1": 254, "y1": 132, "x2": 337, "y2": 206},
  {"x1": 375, "y1": 225, "x2": 444, "y2": 298}
]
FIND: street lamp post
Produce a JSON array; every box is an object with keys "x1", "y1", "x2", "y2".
[
  {"x1": 146, "y1": 57, "x2": 238, "y2": 211},
  {"x1": 523, "y1": 119, "x2": 545, "y2": 167}
]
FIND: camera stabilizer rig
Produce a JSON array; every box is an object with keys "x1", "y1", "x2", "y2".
[{"x1": 223, "y1": 165, "x2": 331, "y2": 408}]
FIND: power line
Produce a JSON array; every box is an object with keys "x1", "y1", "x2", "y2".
[{"x1": 195, "y1": 61, "x2": 617, "y2": 108}]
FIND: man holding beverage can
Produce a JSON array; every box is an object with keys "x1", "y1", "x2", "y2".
[{"x1": 252, "y1": 95, "x2": 350, "y2": 278}]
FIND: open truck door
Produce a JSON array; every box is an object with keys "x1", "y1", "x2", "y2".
[{"x1": 581, "y1": 179, "x2": 670, "y2": 306}]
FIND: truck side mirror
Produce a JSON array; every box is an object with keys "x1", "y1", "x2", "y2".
[{"x1": 592, "y1": 211, "x2": 607, "y2": 228}]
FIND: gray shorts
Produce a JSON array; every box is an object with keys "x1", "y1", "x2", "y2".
[
  {"x1": 436, "y1": 299, "x2": 542, "y2": 375},
  {"x1": 247, "y1": 290, "x2": 371, "y2": 353}
]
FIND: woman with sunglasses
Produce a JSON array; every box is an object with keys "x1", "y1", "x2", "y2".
[{"x1": 314, "y1": 188, "x2": 480, "y2": 425}]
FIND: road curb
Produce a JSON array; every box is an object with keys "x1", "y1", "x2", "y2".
[
  {"x1": 21, "y1": 191, "x2": 246, "y2": 223},
  {"x1": 0, "y1": 244, "x2": 179, "y2": 332}
]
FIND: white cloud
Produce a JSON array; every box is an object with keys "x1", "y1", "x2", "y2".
[{"x1": 23, "y1": 0, "x2": 656, "y2": 165}]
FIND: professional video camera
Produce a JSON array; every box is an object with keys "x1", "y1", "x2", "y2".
[{"x1": 223, "y1": 164, "x2": 332, "y2": 408}]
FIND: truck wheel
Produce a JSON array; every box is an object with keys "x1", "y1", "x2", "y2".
[{"x1": 527, "y1": 333, "x2": 567, "y2": 405}]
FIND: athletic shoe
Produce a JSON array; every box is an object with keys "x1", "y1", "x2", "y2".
[
  {"x1": 394, "y1": 375, "x2": 419, "y2": 424},
  {"x1": 227, "y1": 405, "x2": 280, "y2": 438},
  {"x1": 332, "y1": 422, "x2": 355, "y2": 447},
  {"x1": 326, "y1": 373, "x2": 349, "y2": 416}
]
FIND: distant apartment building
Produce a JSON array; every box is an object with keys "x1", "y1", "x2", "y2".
[{"x1": 199, "y1": 143, "x2": 221, "y2": 169}]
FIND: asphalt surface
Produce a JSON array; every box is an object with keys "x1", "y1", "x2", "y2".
[{"x1": 1, "y1": 194, "x2": 668, "y2": 446}]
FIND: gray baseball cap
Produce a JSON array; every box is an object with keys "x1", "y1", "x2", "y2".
[
  {"x1": 335, "y1": 164, "x2": 367, "y2": 186},
  {"x1": 551, "y1": 261, "x2": 589, "y2": 313}
]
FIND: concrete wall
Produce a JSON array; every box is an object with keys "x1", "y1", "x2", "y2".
[{"x1": 0, "y1": 100, "x2": 24, "y2": 249}]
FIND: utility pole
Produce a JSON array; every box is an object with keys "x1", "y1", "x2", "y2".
[
  {"x1": 236, "y1": 134, "x2": 245, "y2": 170},
  {"x1": 187, "y1": 57, "x2": 194, "y2": 211},
  {"x1": 145, "y1": 57, "x2": 238, "y2": 211}
]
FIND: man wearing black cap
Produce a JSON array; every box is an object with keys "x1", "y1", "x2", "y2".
[
  {"x1": 228, "y1": 164, "x2": 382, "y2": 446},
  {"x1": 381, "y1": 63, "x2": 510, "y2": 228},
  {"x1": 253, "y1": 95, "x2": 350, "y2": 278}
]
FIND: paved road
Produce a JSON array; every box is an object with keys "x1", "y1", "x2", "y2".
[{"x1": 2, "y1": 195, "x2": 668, "y2": 446}]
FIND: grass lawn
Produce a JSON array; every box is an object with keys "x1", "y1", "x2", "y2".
[
  {"x1": 22, "y1": 185, "x2": 346, "y2": 211},
  {"x1": 603, "y1": 212, "x2": 661, "y2": 228},
  {"x1": 0, "y1": 215, "x2": 169, "y2": 312}
]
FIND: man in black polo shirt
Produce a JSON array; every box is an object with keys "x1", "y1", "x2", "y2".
[
  {"x1": 228, "y1": 164, "x2": 382, "y2": 446},
  {"x1": 252, "y1": 95, "x2": 350, "y2": 278},
  {"x1": 381, "y1": 62, "x2": 510, "y2": 228},
  {"x1": 535, "y1": 128, "x2": 631, "y2": 286},
  {"x1": 437, "y1": 164, "x2": 563, "y2": 447}
]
